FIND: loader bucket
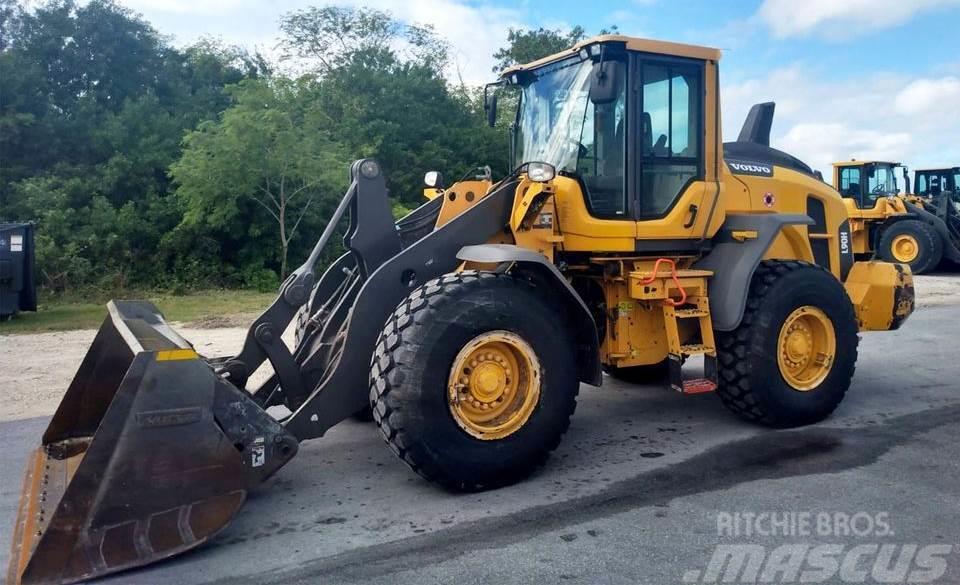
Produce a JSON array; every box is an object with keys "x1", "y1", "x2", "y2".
[{"x1": 7, "y1": 301, "x2": 298, "y2": 585}]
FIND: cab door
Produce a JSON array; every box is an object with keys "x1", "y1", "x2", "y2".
[
  {"x1": 629, "y1": 54, "x2": 717, "y2": 249},
  {"x1": 836, "y1": 164, "x2": 868, "y2": 215}
]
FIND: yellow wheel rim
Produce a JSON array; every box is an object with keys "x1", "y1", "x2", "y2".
[
  {"x1": 447, "y1": 331, "x2": 540, "y2": 440},
  {"x1": 891, "y1": 234, "x2": 920, "y2": 263},
  {"x1": 777, "y1": 306, "x2": 837, "y2": 392}
]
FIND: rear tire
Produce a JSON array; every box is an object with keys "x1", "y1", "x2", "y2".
[
  {"x1": 370, "y1": 271, "x2": 580, "y2": 491},
  {"x1": 878, "y1": 220, "x2": 942, "y2": 274},
  {"x1": 603, "y1": 361, "x2": 669, "y2": 384},
  {"x1": 715, "y1": 261, "x2": 859, "y2": 428}
]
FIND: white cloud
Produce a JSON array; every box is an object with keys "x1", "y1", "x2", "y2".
[
  {"x1": 339, "y1": 0, "x2": 521, "y2": 85},
  {"x1": 118, "y1": 0, "x2": 244, "y2": 15},
  {"x1": 756, "y1": 0, "x2": 960, "y2": 39},
  {"x1": 722, "y1": 65, "x2": 960, "y2": 173},
  {"x1": 779, "y1": 124, "x2": 912, "y2": 170},
  {"x1": 894, "y1": 77, "x2": 960, "y2": 116},
  {"x1": 114, "y1": 0, "x2": 519, "y2": 85}
]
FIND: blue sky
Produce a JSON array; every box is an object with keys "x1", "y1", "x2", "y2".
[{"x1": 111, "y1": 0, "x2": 960, "y2": 174}]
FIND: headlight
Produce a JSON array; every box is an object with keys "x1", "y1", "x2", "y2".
[
  {"x1": 424, "y1": 171, "x2": 443, "y2": 188},
  {"x1": 526, "y1": 162, "x2": 556, "y2": 183}
]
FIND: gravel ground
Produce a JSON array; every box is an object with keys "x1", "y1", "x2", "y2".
[
  {"x1": 0, "y1": 323, "x2": 291, "y2": 422},
  {"x1": 0, "y1": 272, "x2": 957, "y2": 423}
]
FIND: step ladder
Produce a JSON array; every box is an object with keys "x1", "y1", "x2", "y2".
[
  {"x1": 629, "y1": 261, "x2": 718, "y2": 395},
  {"x1": 663, "y1": 296, "x2": 718, "y2": 395}
]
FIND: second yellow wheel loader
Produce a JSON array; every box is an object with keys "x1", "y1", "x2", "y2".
[
  {"x1": 8, "y1": 35, "x2": 916, "y2": 585},
  {"x1": 833, "y1": 160, "x2": 960, "y2": 273}
]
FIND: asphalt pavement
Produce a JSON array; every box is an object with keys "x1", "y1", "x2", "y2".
[{"x1": 1, "y1": 304, "x2": 958, "y2": 585}]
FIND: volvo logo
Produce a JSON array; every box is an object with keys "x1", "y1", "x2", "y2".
[{"x1": 728, "y1": 161, "x2": 773, "y2": 176}]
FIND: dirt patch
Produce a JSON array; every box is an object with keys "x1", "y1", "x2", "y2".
[
  {"x1": 184, "y1": 312, "x2": 260, "y2": 329},
  {"x1": 0, "y1": 323, "x2": 290, "y2": 423}
]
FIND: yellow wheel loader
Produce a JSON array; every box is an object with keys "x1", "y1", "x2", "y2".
[
  {"x1": 833, "y1": 160, "x2": 960, "y2": 273},
  {"x1": 8, "y1": 35, "x2": 916, "y2": 585}
]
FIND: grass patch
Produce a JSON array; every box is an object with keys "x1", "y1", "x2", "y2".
[{"x1": 0, "y1": 290, "x2": 276, "y2": 334}]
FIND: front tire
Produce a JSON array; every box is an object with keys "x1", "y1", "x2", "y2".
[
  {"x1": 715, "y1": 261, "x2": 859, "y2": 427},
  {"x1": 878, "y1": 220, "x2": 942, "y2": 274},
  {"x1": 370, "y1": 271, "x2": 580, "y2": 491}
]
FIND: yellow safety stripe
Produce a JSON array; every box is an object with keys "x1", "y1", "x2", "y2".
[{"x1": 156, "y1": 349, "x2": 199, "y2": 361}]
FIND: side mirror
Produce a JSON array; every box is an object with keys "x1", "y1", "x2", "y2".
[
  {"x1": 485, "y1": 93, "x2": 498, "y2": 127},
  {"x1": 589, "y1": 60, "x2": 622, "y2": 105},
  {"x1": 424, "y1": 171, "x2": 444, "y2": 189}
]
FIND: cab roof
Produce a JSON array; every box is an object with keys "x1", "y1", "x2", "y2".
[
  {"x1": 832, "y1": 160, "x2": 903, "y2": 168},
  {"x1": 915, "y1": 167, "x2": 960, "y2": 172},
  {"x1": 499, "y1": 34, "x2": 722, "y2": 77}
]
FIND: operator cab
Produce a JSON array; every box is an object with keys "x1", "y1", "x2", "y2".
[
  {"x1": 833, "y1": 160, "x2": 907, "y2": 208},
  {"x1": 915, "y1": 167, "x2": 960, "y2": 198},
  {"x1": 488, "y1": 36, "x2": 718, "y2": 224}
]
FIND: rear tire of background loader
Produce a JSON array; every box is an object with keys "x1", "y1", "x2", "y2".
[
  {"x1": 603, "y1": 361, "x2": 669, "y2": 384},
  {"x1": 369, "y1": 271, "x2": 580, "y2": 491},
  {"x1": 878, "y1": 220, "x2": 942, "y2": 274},
  {"x1": 715, "y1": 261, "x2": 859, "y2": 428}
]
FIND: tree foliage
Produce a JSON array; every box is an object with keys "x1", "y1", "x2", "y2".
[
  {"x1": 172, "y1": 78, "x2": 347, "y2": 279},
  {"x1": 492, "y1": 26, "x2": 587, "y2": 72},
  {"x1": 0, "y1": 2, "x2": 587, "y2": 294},
  {"x1": 491, "y1": 24, "x2": 620, "y2": 72}
]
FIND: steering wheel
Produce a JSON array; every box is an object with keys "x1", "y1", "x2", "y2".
[{"x1": 567, "y1": 139, "x2": 588, "y2": 159}]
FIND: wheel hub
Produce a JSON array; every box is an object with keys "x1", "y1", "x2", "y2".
[
  {"x1": 777, "y1": 306, "x2": 837, "y2": 392},
  {"x1": 448, "y1": 331, "x2": 540, "y2": 440},
  {"x1": 891, "y1": 234, "x2": 919, "y2": 263}
]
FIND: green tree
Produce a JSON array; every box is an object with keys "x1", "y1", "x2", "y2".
[
  {"x1": 172, "y1": 78, "x2": 348, "y2": 279},
  {"x1": 279, "y1": 6, "x2": 448, "y2": 74},
  {"x1": 492, "y1": 26, "x2": 586, "y2": 72},
  {"x1": 1, "y1": 0, "x2": 260, "y2": 290},
  {"x1": 491, "y1": 25, "x2": 620, "y2": 72},
  {"x1": 278, "y1": 6, "x2": 507, "y2": 205}
]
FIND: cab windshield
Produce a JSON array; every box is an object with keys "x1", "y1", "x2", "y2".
[
  {"x1": 513, "y1": 57, "x2": 594, "y2": 172},
  {"x1": 867, "y1": 164, "x2": 899, "y2": 196},
  {"x1": 511, "y1": 55, "x2": 628, "y2": 216}
]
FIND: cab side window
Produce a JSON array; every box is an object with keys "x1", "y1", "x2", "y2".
[
  {"x1": 576, "y1": 74, "x2": 627, "y2": 217},
  {"x1": 639, "y1": 62, "x2": 702, "y2": 218},
  {"x1": 839, "y1": 167, "x2": 862, "y2": 204}
]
